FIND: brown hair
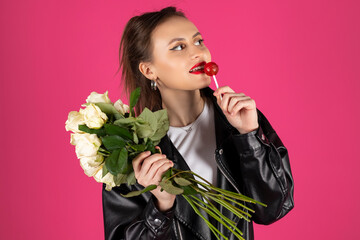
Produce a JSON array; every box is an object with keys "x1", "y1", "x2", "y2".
[{"x1": 117, "y1": 7, "x2": 186, "y2": 115}]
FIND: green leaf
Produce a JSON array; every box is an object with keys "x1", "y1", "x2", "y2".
[
  {"x1": 114, "y1": 117, "x2": 137, "y2": 126},
  {"x1": 133, "y1": 132, "x2": 139, "y2": 144},
  {"x1": 78, "y1": 125, "x2": 106, "y2": 136},
  {"x1": 138, "y1": 108, "x2": 157, "y2": 131},
  {"x1": 150, "y1": 109, "x2": 169, "y2": 144},
  {"x1": 105, "y1": 149, "x2": 121, "y2": 175},
  {"x1": 102, "y1": 164, "x2": 109, "y2": 178},
  {"x1": 121, "y1": 184, "x2": 157, "y2": 198},
  {"x1": 104, "y1": 124, "x2": 133, "y2": 140},
  {"x1": 134, "y1": 121, "x2": 154, "y2": 139},
  {"x1": 163, "y1": 168, "x2": 172, "y2": 179},
  {"x1": 102, "y1": 135, "x2": 126, "y2": 151},
  {"x1": 174, "y1": 177, "x2": 192, "y2": 186},
  {"x1": 129, "y1": 87, "x2": 141, "y2": 110},
  {"x1": 159, "y1": 178, "x2": 184, "y2": 195},
  {"x1": 131, "y1": 144, "x2": 146, "y2": 152},
  {"x1": 126, "y1": 171, "x2": 136, "y2": 186},
  {"x1": 114, "y1": 173, "x2": 128, "y2": 185},
  {"x1": 145, "y1": 140, "x2": 156, "y2": 154},
  {"x1": 95, "y1": 102, "x2": 123, "y2": 119},
  {"x1": 118, "y1": 148, "x2": 129, "y2": 174},
  {"x1": 181, "y1": 185, "x2": 198, "y2": 196},
  {"x1": 105, "y1": 148, "x2": 129, "y2": 175}
]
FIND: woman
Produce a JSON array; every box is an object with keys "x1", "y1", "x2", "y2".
[{"x1": 103, "y1": 6, "x2": 294, "y2": 240}]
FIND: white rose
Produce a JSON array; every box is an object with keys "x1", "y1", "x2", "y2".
[
  {"x1": 82, "y1": 103, "x2": 108, "y2": 129},
  {"x1": 114, "y1": 99, "x2": 130, "y2": 115},
  {"x1": 70, "y1": 133, "x2": 102, "y2": 158},
  {"x1": 79, "y1": 155, "x2": 104, "y2": 177},
  {"x1": 65, "y1": 111, "x2": 85, "y2": 133},
  {"x1": 86, "y1": 91, "x2": 111, "y2": 104},
  {"x1": 94, "y1": 167, "x2": 116, "y2": 191}
]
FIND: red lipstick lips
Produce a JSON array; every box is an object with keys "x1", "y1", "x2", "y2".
[{"x1": 189, "y1": 61, "x2": 206, "y2": 74}]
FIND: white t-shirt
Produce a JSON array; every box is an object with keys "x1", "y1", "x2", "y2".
[{"x1": 167, "y1": 99, "x2": 217, "y2": 185}]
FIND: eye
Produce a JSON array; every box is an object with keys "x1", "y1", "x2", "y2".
[
  {"x1": 194, "y1": 39, "x2": 204, "y2": 46},
  {"x1": 170, "y1": 39, "x2": 204, "y2": 51},
  {"x1": 170, "y1": 44, "x2": 186, "y2": 51}
]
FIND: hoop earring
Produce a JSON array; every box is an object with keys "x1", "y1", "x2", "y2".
[{"x1": 151, "y1": 80, "x2": 157, "y2": 90}]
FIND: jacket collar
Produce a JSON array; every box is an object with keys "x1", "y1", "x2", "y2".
[{"x1": 158, "y1": 87, "x2": 235, "y2": 163}]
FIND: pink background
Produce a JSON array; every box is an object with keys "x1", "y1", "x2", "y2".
[{"x1": 1, "y1": 0, "x2": 359, "y2": 239}]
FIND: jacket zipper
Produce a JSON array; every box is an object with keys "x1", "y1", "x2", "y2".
[
  {"x1": 215, "y1": 149, "x2": 244, "y2": 239},
  {"x1": 215, "y1": 149, "x2": 241, "y2": 194},
  {"x1": 175, "y1": 218, "x2": 184, "y2": 240}
]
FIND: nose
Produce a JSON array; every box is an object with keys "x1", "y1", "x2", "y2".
[{"x1": 190, "y1": 45, "x2": 205, "y2": 60}]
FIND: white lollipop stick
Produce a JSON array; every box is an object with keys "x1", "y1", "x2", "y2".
[
  {"x1": 212, "y1": 75, "x2": 222, "y2": 100},
  {"x1": 213, "y1": 75, "x2": 219, "y2": 89}
]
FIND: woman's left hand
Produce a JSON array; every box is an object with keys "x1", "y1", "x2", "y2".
[{"x1": 214, "y1": 86, "x2": 259, "y2": 134}]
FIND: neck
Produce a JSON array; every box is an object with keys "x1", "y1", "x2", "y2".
[{"x1": 161, "y1": 89, "x2": 205, "y2": 127}]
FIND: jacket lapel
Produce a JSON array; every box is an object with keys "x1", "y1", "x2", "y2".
[
  {"x1": 158, "y1": 136, "x2": 212, "y2": 240},
  {"x1": 156, "y1": 87, "x2": 239, "y2": 240}
]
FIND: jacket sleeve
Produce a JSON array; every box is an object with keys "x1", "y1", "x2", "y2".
[
  {"x1": 102, "y1": 183, "x2": 175, "y2": 240},
  {"x1": 230, "y1": 109, "x2": 294, "y2": 225}
]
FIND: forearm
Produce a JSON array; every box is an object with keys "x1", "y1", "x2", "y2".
[{"x1": 233, "y1": 127, "x2": 294, "y2": 224}]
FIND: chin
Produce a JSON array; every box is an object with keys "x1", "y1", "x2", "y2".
[
  {"x1": 202, "y1": 76, "x2": 212, "y2": 87},
  {"x1": 195, "y1": 79, "x2": 211, "y2": 90},
  {"x1": 186, "y1": 74, "x2": 211, "y2": 90}
]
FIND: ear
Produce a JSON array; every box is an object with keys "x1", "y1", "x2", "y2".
[{"x1": 139, "y1": 62, "x2": 157, "y2": 81}]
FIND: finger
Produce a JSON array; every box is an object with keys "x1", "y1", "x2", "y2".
[
  {"x1": 215, "y1": 92, "x2": 222, "y2": 106},
  {"x1": 153, "y1": 160, "x2": 174, "y2": 181},
  {"x1": 155, "y1": 146, "x2": 162, "y2": 154},
  {"x1": 138, "y1": 154, "x2": 167, "y2": 178},
  {"x1": 146, "y1": 159, "x2": 173, "y2": 183},
  {"x1": 213, "y1": 86, "x2": 235, "y2": 97},
  {"x1": 132, "y1": 151, "x2": 151, "y2": 174},
  {"x1": 231, "y1": 99, "x2": 256, "y2": 115},
  {"x1": 228, "y1": 96, "x2": 251, "y2": 114},
  {"x1": 220, "y1": 93, "x2": 243, "y2": 113}
]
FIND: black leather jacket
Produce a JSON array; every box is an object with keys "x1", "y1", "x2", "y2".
[{"x1": 102, "y1": 87, "x2": 294, "y2": 240}]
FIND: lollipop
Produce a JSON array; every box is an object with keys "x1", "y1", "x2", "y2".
[
  {"x1": 204, "y1": 62, "x2": 219, "y2": 76},
  {"x1": 204, "y1": 62, "x2": 221, "y2": 99}
]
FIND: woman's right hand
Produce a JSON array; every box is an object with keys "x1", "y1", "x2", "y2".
[{"x1": 132, "y1": 149, "x2": 176, "y2": 212}]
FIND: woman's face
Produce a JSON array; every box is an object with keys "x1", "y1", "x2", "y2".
[{"x1": 148, "y1": 16, "x2": 212, "y2": 91}]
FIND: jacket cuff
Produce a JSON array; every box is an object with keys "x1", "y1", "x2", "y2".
[
  {"x1": 232, "y1": 125, "x2": 270, "y2": 152},
  {"x1": 144, "y1": 197, "x2": 175, "y2": 234}
]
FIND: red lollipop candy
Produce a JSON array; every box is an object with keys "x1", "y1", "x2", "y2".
[
  {"x1": 204, "y1": 62, "x2": 220, "y2": 92},
  {"x1": 204, "y1": 62, "x2": 219, "y2": 76}
]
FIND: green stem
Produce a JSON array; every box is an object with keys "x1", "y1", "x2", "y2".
[
  {"x1": 183, "y1": 195, "x2": 224, "y2": 240},
  {"x1": 163, "y1": 169, "x2": 196, "y2": 183},
  {"x1": 210, "y1": 187, "x2": 267, "y2": 207},
  {"x1": 98, "y1": 147, "x2": 110, "y2": 154},
  {"x1": 190, "y1": 195, "x2": 244, "y2": 239},
  {"x1": 190, "y1": 179, "x2": 253, "y2": 207},
  {"x1": 206, "y1": 194, "x2": 251, "y2": 222},
  {"x1": 191, "y1": 178, "x2": 266, "y2": 207},
  {"x1": 205, "y1": 191, "x2": 255, "y2": 214},
  {"x1": 184, "y1": 170, "x2": 213, "y2": 186},
  {"x1": 97, "y1": 151, "x2": 110, "y2": 157}
]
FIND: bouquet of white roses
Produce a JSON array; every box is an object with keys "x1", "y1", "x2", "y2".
[{"x1": 65, "y1": 88, "x2": 266, "y2": 240}]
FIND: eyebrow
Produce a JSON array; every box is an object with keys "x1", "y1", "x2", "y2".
[{"x1": 167, "y1": 32, "x2": 202, "y2": 46}]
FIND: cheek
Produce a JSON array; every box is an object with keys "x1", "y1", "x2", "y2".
[
  {"x1": 157, "y1": 61, "x2": 182, "y2": 79},
  {"x1": 205, "y1": 48, "x2": 212, "y2": 61}
]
